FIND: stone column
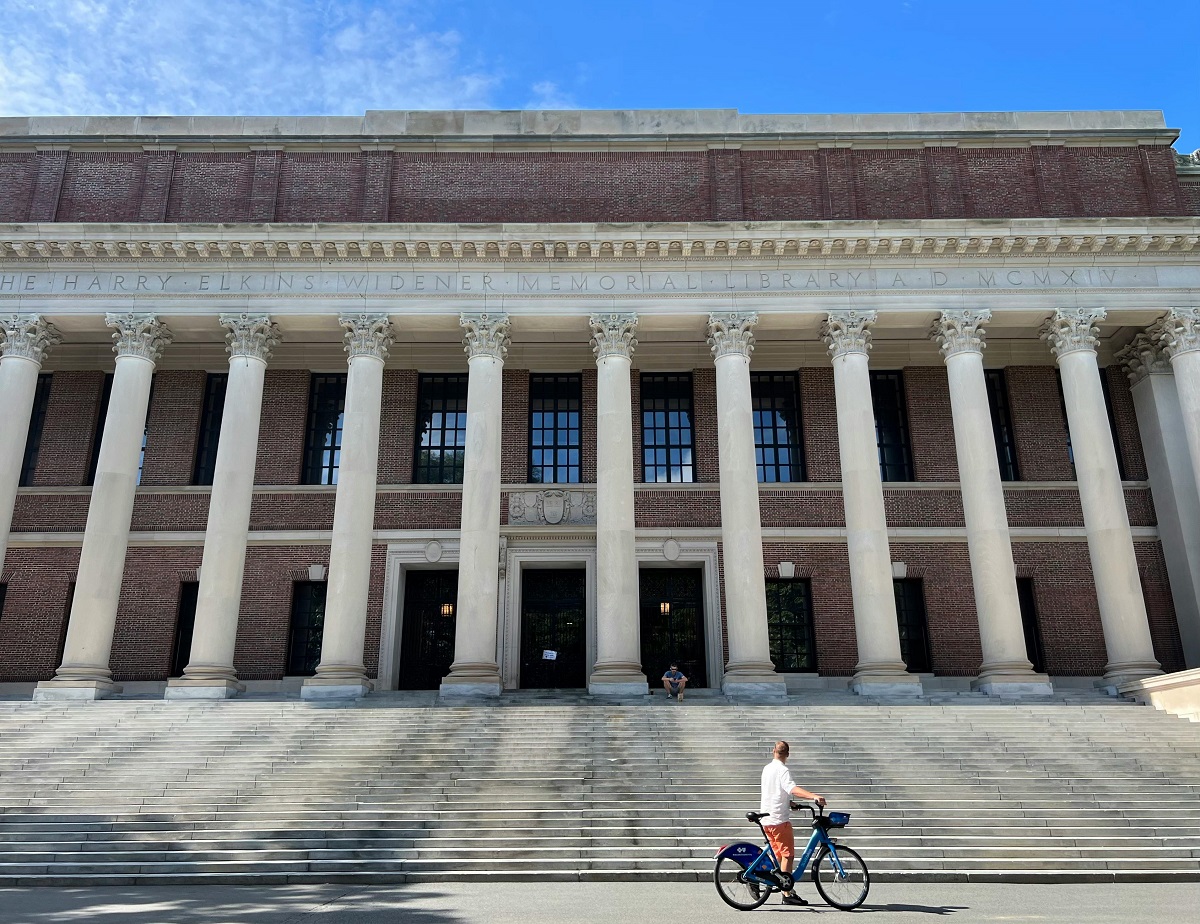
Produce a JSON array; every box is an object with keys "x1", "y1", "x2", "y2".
[
  {"x1": 441, "y1": 313, "x2": 510, "y2": 697},
  {"x1": 166, "y1": 315, "x2": 280, "y2": 700},
  {"x1": 1160, "y1": 308, "x2": 1200, "y2": 516},
  {"x1": 34, "y1": 314, "x2": 172, "y2": 701},
  {"x1": 1118, "y1": 329, "x2": 1200, "y2": 668},
  {"x1": 0, "y1": 315, "x2": 60, "y2": 578},
  {"x1": 933, "y1": 311, "x2": 1051, "y2": 695},
  {"x1": 708, "y1": 313, "x2": 786, "y2": 697},
  {"x1": 587, "y1": 314, "x2": 648, "y2": 695},
  {"x1": 1042, "y1": 308, "x2": 1161, "y2": 686},
  {"x1": 302, "y1": 314, "x2": 395, "y2": 700},
  {"x1": 821, "y1": 311, "x2": 921, "y2": 695}
]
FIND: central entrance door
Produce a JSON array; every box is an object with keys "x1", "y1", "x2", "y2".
[
  {"x1": 398, "y1": 570, "x2": 458, "y2": 690},
  {"x1": 520, "y1": 569, "x2": 586, "y2": 688},
  {"x1": 640, "y1": 568, "x2": 707, "y2": 687}
]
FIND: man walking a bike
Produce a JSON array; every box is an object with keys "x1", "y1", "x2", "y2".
[{"x1": 761, "y1": 740, "x2": 825, "y2": 907}]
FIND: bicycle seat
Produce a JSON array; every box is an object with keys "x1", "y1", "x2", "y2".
[{"x1": 746, "y1": 811, "x2": 769, "y2": 823}]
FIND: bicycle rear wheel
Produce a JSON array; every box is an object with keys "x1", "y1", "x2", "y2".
[
  {"x1": 811, "y1": 844, "x2": 870, "y2": 910},
  {"x1": 713, "y1": 856, "x2": 772, "y2": 911}
]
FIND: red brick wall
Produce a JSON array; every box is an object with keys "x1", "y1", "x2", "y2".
[
  {"x1": 141, "y1": 371, "x2": 206, "y2": 486},
  {"x1": 1105, "y1": 364, "x2": 1148, "y2": 480},
  {"x1": 501, "y1": 369, "x2": 530, "y2": 483},
  {"x1": 904, "y1": 366, "x2": 959, "y2": 481},
  {"x1": 581, "y1": 367, "x2": 598, "y2": 484},
  {"x1": 1181, "y1": 179, "x2": 1200, "y2": 214},
  {"x1": 255, "y1": 370, "x2": 309, "y2": 485},
  {"x1": 31, "y1": 371, "x2": 105, "y2": 487},
  {"x1": 692, "y1": 368, "x2": 719, "y2": 483},
  {"x1": 380, "y1": 369, "x2": 418, "y2": 485},
  {"x1": 800, "y1": 368, "x2": 840, "y2": 481},
  {"x1": 3, "y1": 145, "x2": 1188, "y2": 222},
  {"x1": 1006, "y1": 367, "x2": 1075, "y2": 481}
]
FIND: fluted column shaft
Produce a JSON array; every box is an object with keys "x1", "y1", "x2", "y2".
[
  {"x1": 708, "y1": 313, "x2": 784, "y2": 695},
  {"x1": 1044, "y1": 308, "x2": 1160, "y2": 686},
  {"x1": 302, "y1": 315, "x2": 394, "y2": 700},
  {"x1": 167, "y1": 315, "x2": 280, "y2": 700},
  {"x1": 934, "y1": 311, "x2": 1048, "y2": 694},
  {"x1": 587, "y1": 314, "x2": 647, "y2": 695},
  {"x1": 0, "y1": 316, "x2": 60, "y2": 578},
  {"x1": 1161, "y1": 308, "x2": 1200, "y2": 517},
  {"x1": 822, "y1": 311, "x2": 920, "y2": 695},
  {"x1": 35, "y1": 314, "x2": 171, "y2": 701},
  {"x1": 442, "y1": 313, "x2": 510, "y2": 697}
]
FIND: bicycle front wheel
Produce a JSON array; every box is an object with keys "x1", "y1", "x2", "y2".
[
  {"x1": 811, "y1": 844, "x2": 870, "y2": 910},
  {"x1": 713, "y1": 856, "x2": 771, "y2": 911}
]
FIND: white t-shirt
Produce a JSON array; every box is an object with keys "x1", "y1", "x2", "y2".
[{"x1": 760, "y1": 758, "x2": 797, "y2": 826}]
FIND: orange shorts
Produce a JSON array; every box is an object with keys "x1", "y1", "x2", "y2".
[{"x1": 763, "y1": 822, "x2": 795, "y2": 862}]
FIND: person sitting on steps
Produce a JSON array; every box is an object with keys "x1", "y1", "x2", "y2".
[
  {"x1": 761, "y1": 739, "x2": 825, "y2": 907},
  {"x1": 661, "y1": 663, "x2": 687, "y2": 701}
]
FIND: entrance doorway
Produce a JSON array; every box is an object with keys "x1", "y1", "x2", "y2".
[
  {"x1": 520, "y1": 569, "x2": 586, "y2": 688},
  {"x1": 640, "y1": 568, "x2": 707, "y2": 687},
  {"x1": 398, "y1": 570, "x2": 458, "y2": 690}
]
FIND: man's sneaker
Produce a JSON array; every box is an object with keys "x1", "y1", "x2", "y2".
[{"x1": 781, "y1": 894, "x2": 809, "y2": 906}]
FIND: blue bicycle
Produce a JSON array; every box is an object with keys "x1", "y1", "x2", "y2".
[{"x1": 713, "y1": 802, "x2": 870, "y2": 911}]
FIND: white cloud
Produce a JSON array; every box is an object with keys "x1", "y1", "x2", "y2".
[
  {"x1": 0, "y1": 0, "x2": 499, "y2": 115},
  {"x1": 525, "y1": 80, "x2": 577, "y2": 110}
]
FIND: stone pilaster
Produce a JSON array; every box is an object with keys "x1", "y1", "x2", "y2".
[
  {"x1": 167, "y1": 315, "x2": 280, "y2": 700},
  {"x1": 821, "y1": 310, "x2": 921, "y2": 695},
  {"x1": 442, "y1": 313, "x2": 510, "y2": 697},
  {"x1": 303, "y1": 314, "x2": 394, "y2": 700},
  {"x1": 1042, "y1": 308, "x2": 1161, "y2": 687},
  {"x1": 932, "y1": 310, "x2": 1050, "y2": 694},
  {"x1": 707, "y1": 312, "x2": 785, "y2": 697},
  {"x1": 0, "y1": 315, "x2": 61, "y2": 578},
  {"x1": 35, "y1": 314, "x2": 172, "y2": 701},
  {"x1": 588, "y1": 314, "x2": 648, "y2": 695}
]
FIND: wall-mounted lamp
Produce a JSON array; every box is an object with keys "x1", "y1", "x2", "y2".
[
  {"x1": 660, "y1": 602, "x2": 671, "y2": 616},
  {"x1": 441, "y1": 602, "x2": 455, "y2": 618}
]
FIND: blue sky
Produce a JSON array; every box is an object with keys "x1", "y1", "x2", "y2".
[{"x1": 1, "y1": 1, "x2": 1197, "y2": 151}]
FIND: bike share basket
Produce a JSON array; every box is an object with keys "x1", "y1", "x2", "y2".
[{"x1": 827, "y1": 811, "x2": 851, "y2": 828}]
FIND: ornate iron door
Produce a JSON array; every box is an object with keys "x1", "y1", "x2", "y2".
[
  {"x1": 639, "y1": 568, "x2": 707, "y2": 688},
  {"x1": 398, "y1": 570, "x2": 459, "y2": 690},
  {"x1": 520, "y1": 569, "x2": 587, "y2": 689}
]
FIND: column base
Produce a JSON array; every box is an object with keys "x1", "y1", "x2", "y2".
[
  {"x1": 440, "y1": 662, "x2": 503, "y2": 698},
  {"x1": 164, "y1": 677, "x2": 245, "y2": 700},
  {"x1": 588, "y1": 665, "x2": 648, "y2": 696},
  {"x1": 972, "y1": 673, "x2": 1054, "y2": 697},
  {"x1": 33, "y1": 678, "x2": 121, "y2": 702},
  {"x1": 300, "y1": 676, "x2": 373, "y2": 701},
  {"x1": 850, "y1": 668, "x2": 923, "y2": 697},
  {"x1": 1098, "y1": 661, "x2": 1164, "y2": 694},
  {"x1": 721, "y1": 665, "x2": 788, "y2": 700}
]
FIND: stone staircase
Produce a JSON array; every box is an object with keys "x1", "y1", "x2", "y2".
[{"x1": 1, "y1": 693, "x2": 1199, "y2": 885}]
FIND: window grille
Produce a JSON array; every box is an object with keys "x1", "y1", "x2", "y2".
[
  {"x1": 765, "y1": 578, "x2": 817, "y2": 672},
  {"x1": 529, "y1": 374, "x2": 581, "y2": 484},
  {"x1": 302, "y1": 374, "x2": 347, "y2": 485},
  {"x1": 984, "y1": 369, "x2": 1021, "y2": 482},
  {"x1": 19, "y1": 373, "x2": 52, "y2": 486},
  {"x1": 870, "y1": 371, "x2": 914, "y2": 482},
  {"x1": 286, "y1": 582, "x2": 326, "y2": 676},
  {"x1": 413, "y1": 374, "x2": 469, "y2": 484},
  {"x1": 192, "y1": 373, "x2": 228, "y2": 486},
  {"x1": 641, "y1": 373, "x2": 695, "y2": 483},
  {"x1": 751, "y1": 372, "x2": 805, "y2": 483}
]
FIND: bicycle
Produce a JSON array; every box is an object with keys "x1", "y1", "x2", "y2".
[{"x1": 713, "y1": 802, "x2": 870, "y2": 911}]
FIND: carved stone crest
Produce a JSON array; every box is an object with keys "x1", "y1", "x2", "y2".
[{"x1": 508, "y1": 490, "x2": 597, "y2": 526}]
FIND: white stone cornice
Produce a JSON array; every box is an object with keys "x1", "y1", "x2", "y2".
[
  {"x1": 1117, "y1": 327, "x2": 1172, "y2": 384},
  {"x1": 821, "y1": 310, "x2": 876, "y2": 358},
  {"x1": 1158, "y1": 307, "x2": 1200, "y2": 359},
  {"x1": 340, "y1": 313, "x2": 395, "y2": 360},
  {"x1": 460, "y1": 312, "x2": 510, "y2": 361},
  {"x1": 932, "y1": 309, "x2": 990, "y2": 358},
  {"x1": 1041, "y1": 307, "x2": 1105, "y2": 359},
  {"x1": 0, "y1": 314, "x2": 61, "y2": 364},
  {"x1": 106, "y1": 312, "x2": 171, "y2": 362},
  {"x1": 706, "y1": 312, "x2": 758, "y2": 360},
  {"x1": 220, "y1": 313, "x2": 280, "y2": 362},
  {"x1": 589, "y1": 313, "x2": 638, "y2": 361}
]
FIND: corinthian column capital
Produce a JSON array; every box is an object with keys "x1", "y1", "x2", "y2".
[
  {"x1": 1159, "y1": 307, "x2": 1200, "y2": 359},
  {"x1": 340, "y1": 313, "x2": 394, "y2": 360},
  {"x1": 106, "y1": 313, "x2": 172, "y2": 362},
  {"x1": 1041, "y1": 307, "x2": 1105, "y2": 359},
  {"x1": 1, "y1": 314, "x2": 61, "y2": 364},
  {"x1": 932, "y1": 309, "x2": 990, "y2": 359},
  {"x1": 589, "y1": 313, "x2": 638, "y2": 361},
  {"x1": 821, "y1": 310, "x2": 876, "y2": 358},
  {"x1": 707, "y1": 312, "x2": 758, "y2": 360},
  {"x1": 460, "y1": 312, "x2": 510, "y2": 361},
  {"x1": 1116, "y1": 327, "x2": 1172, "y2": 385},
  {"x1": 221, "y1": 313, "x2": 281, "y2": 362}
]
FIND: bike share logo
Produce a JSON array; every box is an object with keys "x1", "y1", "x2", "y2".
[{"x1": 735, "y1": 846, "x2": 748, "y2": 854}]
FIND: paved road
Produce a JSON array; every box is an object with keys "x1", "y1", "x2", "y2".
[{"x1": 2, "y1": 881, "x2": 1197, "y2": 924}]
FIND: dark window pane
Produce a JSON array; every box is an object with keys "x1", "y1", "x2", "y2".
[
  {"x1": 302, "y1": 375, "x2": 347, "y2": 485},
  {"x1": 19, "y1": 374, "x2": 53, "y2": 486},
  {"x1": 1055, "y1": 371, "x2": 1076, "y2": 477},
  {"x1": 641, "y1": 373, "x2": 695, "y2": 483},
  {"x1": 528, "y1": 374, "x2": 582, "y2": 484},
  {"x1": 192, "y1": 373, "x2": 228, "y2": 486},
  {"x1": 286, "y1": 582, "x2": 326, "y2": 675},
  {"x1": 893, "y1": 579, "x2": 931, "y2": 672},
  {"x1": 87, "y1": 373, "x2": 114, "y2": 486},
  {"x1": 398, "y1": 570, "x2": 459, "y2": 690},
  {"x1": 984, "y1": 369, "x2": 1021, "y2": 482},
  {"x1": 1016, "y1": 577, "x2": 1046, "y2": 674},
  {"x1": 766, "y1": 579, "x2": 817, "y2": 672},
  {"x1": 414, "y1": 374, "x2": 470, "y2": 484},
  {"x1": 871, "y1": 371, "x2": 914, "y2": 482},
  {"x1": 751, "y1": 372, "x2": 805, "y2": 483},
  {"x1": 170, "y1": 582, "x2": 199, "y2": 677}
]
